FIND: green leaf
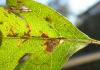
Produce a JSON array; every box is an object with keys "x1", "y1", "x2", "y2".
[{"x1": 0, "y1": 0, "x2": 93, "y2": 70}]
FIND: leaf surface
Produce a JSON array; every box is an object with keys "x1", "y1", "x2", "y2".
[{"x1": 0, "y1": 0, "x2": 91, "y2": 70}]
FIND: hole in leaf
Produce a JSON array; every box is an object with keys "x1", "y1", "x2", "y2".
[
  {"x1": 10, "y1": 6, "x2": 32, "y2": 12},
  {"x1": 19, "y1": 53, "x2": 31, "y2": 63},
  {"x1": 14, "y1": 53, "x2": 31, "y2": 70}
]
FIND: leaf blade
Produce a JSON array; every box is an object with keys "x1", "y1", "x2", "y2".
[{"x1": 0, "y1": 0, "x2": 92, "y2": 70}]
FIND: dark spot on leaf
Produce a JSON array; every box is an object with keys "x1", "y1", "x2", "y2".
[
  {"x1": 6, "y1": 27, "x2": 8, "y2": 28},
  {"x1": 42, "y1": 62, "x2": 49, "y2": 66},
  {"x1": 0, "y1": 31, "x2": 2, "y2": 46},
  {"x1": 7, "y1": 33, "x2": 18, "y2": 37},
  {"x1": 49, "y1": 25, "x2": 53, "y2": 29},
  {"x1": 19, "y1": 53, "x2": 31, "y2": 63},
  {"x1": 24, "y1": 23, "x2": 31, "y2": 37},
  {"x1": 7, "y1": 10, "x2": 11, "y2": 14},
  {"x1": 64, "y1": 24, "x2": 66, "y2": 26},
  {"x1": 0, "y1": 21, "x2": 3, "y2": 24},
  {"x1": 3, "y1": 12, "x2": 8, "y2": 17},
  {"x1": 41, "y1": 39, "x2": 60, "y2": 53},
  {"x1": 24, "y1": 32, "x2": 30, "y2": 37},
  {"x1": 39, "y1": 31, "x2": 49, "y2": 38},
  {"x1": 54, "y1": 24, "x2": 56, "y2": 26},
  {"x1": 35, "y1": 56, "x2": 39, "y2": 60},
  {"x1": 45, "y1": 16, "x2": 52, "y2": 23},
  {"x1": 17, "y1": 23, "x2": 20, "y2": 26}
]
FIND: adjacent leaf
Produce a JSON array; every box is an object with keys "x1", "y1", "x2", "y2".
[{"x1": 0, "y1": 0, "x2": 92, "y2": 70}]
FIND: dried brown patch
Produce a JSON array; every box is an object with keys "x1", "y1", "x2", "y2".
[
  {"x1": 41, "y1": 39, "x2": 60, "y2": 53},
  {"x1": 3, "y1": 12, "x2": 8, "y2": 17},
  {"x1": 17, "y1": 23, "x2": 32, "y2": 47},
  {"x1": 39, "y1": 31, "x2": 49, "y2": 38},
  {"x1": 7, "y1": 24, "x2": 18, "y2": 37},
  {"x1": 24, "y1": 23, "x2": 32, "y2": 37}
]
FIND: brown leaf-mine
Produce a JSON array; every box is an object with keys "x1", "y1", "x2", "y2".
[{"x1": 42, "y1": 39, "x2": 60, "y2": 53}]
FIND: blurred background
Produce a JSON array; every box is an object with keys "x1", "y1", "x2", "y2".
[{"x1": 0, "y1": 0, "x2": 100, "y2": 70}]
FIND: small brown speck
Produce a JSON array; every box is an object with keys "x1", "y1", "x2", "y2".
[
  {"x1": 45, "y1": 16, "x2": 52, "y2": 23},
  {"x1": 49, "y1": 25, "x2": 53, "y2": 29},
  {"x1": 8, "y1": 10, "x2": 11, "y2": 14},
  {"x1": 7, "y1": 33, "x2": 18, "y2": 37},
  {"x1": 39, "y1": 31, "x2": 49, "y2": 38},
  {"x1": 6, "y1": 27, "x2": 8, "y2": 28},
  {"x1": 35, "y1": 56, "x2": 39, "y2": 60},
  {"x1": 3, "y1": 12, "x2": 8, "y2": 17},
  {"x1": 24, "y1": 23, "x2": 32, "y2": 37},
  {"x1": 0, "y1": 22, "x2": 3, "y2": 24},
  {"x1": 17, "y1": 0, "x2": 23, "y2": 3}
]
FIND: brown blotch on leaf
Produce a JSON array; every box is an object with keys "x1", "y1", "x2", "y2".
[
  {"x1": 21, "y1": 23, "x2": 31, "y2": 35},
  {"x1": 7, "y1": 24, "x2": 18, "y2": 37},
  {"x1": 24, "y1": 23, "x2": 32, "y2": 37},
  {"x1": 0, "y1": 31, "x2": 2, "y2": 46},
  {"x1": 45, "y1": 16, "x2": 52, "y2": 23},
  {"x1": 41, "y1": 39, "x2": 60, "y2": 53},
  {"x1": 7, "y1": 33, "x2": 18, "y2": 37},
  {"x1": 39, "y1": 31, "x2": 49, "y2": 38}
]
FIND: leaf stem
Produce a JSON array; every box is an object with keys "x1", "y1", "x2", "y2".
[{"x1": 91, "y1": 39, "x2": 100, "y2": 45}]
